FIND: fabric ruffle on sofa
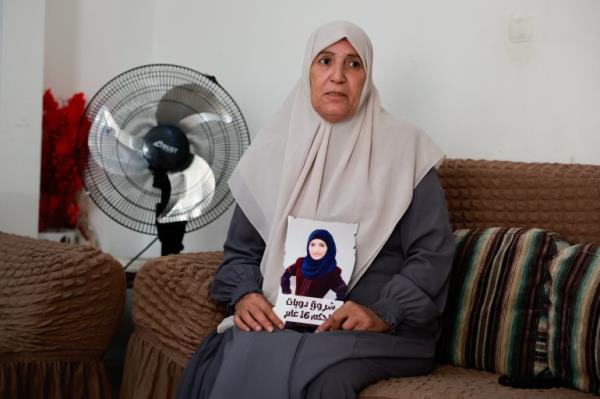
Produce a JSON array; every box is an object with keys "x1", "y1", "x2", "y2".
[
  {"x1": 120, "y1": 251, "x2": 226, "y2": 398},
  {"x1": 0, "y1": 356, "x2": 110, "y2": 398},
  {"x1": 120, "y1": 328, "x2": 184, "y2": 399}
]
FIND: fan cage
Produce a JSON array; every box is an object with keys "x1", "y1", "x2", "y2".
[{"x1": 77, "y1": 64, "x2": 250, "y2": 235}]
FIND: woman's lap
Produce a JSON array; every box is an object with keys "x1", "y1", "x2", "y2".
[
  {"x1": 305, "y1": 357, "x2": 434, "y2": 399},
  {"x1": 177, "y1": 327, "x2": 434, "y2": 399}
]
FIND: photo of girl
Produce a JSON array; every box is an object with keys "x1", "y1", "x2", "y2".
[{"x1": 280, "y1": 229, "x2": 348, "y2": 300}]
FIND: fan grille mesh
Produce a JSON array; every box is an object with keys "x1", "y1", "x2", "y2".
[{"x1": 77, "y1": 64, "x2": 250, "y2": 234}]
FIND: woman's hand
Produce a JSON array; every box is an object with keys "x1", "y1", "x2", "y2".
[
  {"x1": 234, "y1": 292, "x2": 284, "y2": 332},
  {"x1": 315, "y1": 300, "x2": 390, "y2": 333}
]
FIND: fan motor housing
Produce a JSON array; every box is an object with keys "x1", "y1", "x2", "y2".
[{"x1": 142, "y1": 125, "x2": 192, "y2": 172}]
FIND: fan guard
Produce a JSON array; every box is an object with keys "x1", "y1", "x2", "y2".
[{"x1": 77, "y1": 64, "x2": 250, "y2": 238}]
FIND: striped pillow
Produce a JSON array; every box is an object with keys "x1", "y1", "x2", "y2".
[
  {"x1": 438, "y1": 227, "x2": 561, "y2": 377},
  {"x1": 548, "y1": 244, "x2": 600, "y2": 394}
]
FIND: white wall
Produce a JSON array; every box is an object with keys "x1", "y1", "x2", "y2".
[
  {"x1": 0, "y1": 0, "x2": 46, "y2": 237},
  {"x1": 152, "y1": 0, "x2": 600, "y2": 164},
  {"x1": 44, "y1": 0, "x2": 156, "y2": 100},
  {"x1": 35, "y1": 0, "x2": 600, "y2": 259}
]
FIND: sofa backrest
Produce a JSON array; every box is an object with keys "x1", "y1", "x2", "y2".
[{"x1": 438, "y1": 159, "x2": 600, "y2": 245}]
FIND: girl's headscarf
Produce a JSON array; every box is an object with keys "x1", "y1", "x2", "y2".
[
  {"x1": 301, "y1": 229, "x2": 337, "y2": 278},
  {"x1": 229, "y1": 21, "x2": 444, "y2": 304}
]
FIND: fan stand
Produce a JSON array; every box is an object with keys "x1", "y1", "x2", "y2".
[
  {"x1": 156, "y1": 221, "x2": 186, "y2": 255},
  {"x1": 153, "y1": 172, "x2": 186, "y2": 256}
]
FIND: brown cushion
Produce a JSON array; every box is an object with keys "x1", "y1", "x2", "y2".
[{"x1": 360, "y1": 364, "x2": 596, "y2": 399}]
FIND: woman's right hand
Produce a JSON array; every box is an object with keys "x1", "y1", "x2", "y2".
[{"x1": 234, "y1": 292, "x2": 284, "y2": 332}]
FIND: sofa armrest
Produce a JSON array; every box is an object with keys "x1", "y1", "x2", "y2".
[
  {"x1": 0, "y1": 232, "x2": 125, "y2": 399},
  {"x1": 0, "y1": 232, "x2": 125, "y2": 354},
  {"x1": 132, "y1": 251, "x2": 226, "y2": 360}
]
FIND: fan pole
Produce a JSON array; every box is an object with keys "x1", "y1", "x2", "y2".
[
  {"x1": 156, "y1": 221, "x2": 187, "y2": 255},
  {"x1": 153, "y1": 172, "x2": 186, "y2": 255}
]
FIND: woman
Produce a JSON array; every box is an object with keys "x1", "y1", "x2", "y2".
[
  {"x1": 177, "y1": 21, "x2": 455, "y2": 399},
  {"x1": 280, "y1": 229, "x2": 347, "y2": 300}
]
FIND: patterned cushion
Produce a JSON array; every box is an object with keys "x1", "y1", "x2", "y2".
[
  {"x1": 438, "y1": 227, "x2": 562, "y2": 377},
  {"x1": 548, "y1": 244, "x2": 600, "y2": 394}
]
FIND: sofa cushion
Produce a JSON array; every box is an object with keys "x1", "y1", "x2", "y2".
[
  {"x1": 548, "y1": 244, "x2": 600, "y2": 395},
  {"x1": 438, "y1": 227, "x2": 562, "y2": 377},
  {"x1": 360, "y1": 364, "x2": 595, "y2": 399}
]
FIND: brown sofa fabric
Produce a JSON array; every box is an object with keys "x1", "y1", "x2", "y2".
[
  {"x1": 121, "y1": 252, "x2": 225, "y2": 399},
  {"x1": 119, "y1": 329, "x2": 184, "y2": 399},
  {"x1": 120, "y1": 159, "x2": 600, "y2": 399},
  {"x1": 131, "y1": 251, "x2": 226, "y2": 362},
  {"x1": 438, "y1": 159, "x2": 600, "y2": 244},
  {"x1": 0, "y1": 232, "x2": 125, "y2": 399},
  {"x1": 361, "y1": 364, "x2": 595, "y2": 399}
]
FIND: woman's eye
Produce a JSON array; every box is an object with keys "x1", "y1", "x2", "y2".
[
  {"x1": 318, "y1": 57, "x2": 331, "y2": 65},
  {"x1": 347, "y1": 60, "x2": 362, "y2": 69}
]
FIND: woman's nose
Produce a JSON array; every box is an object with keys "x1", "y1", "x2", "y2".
[{"x1": 330, "y1": 64, "x2": 346, "y2": 83}]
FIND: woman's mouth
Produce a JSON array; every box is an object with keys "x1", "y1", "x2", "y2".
[{"x1": 325, "y1": 91, "x2": 347, "y2": 97}]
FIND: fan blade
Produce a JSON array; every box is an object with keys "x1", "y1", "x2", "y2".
[
  {"x1": 185, "y1": 133, "x2": 212, "y2": 164},
  {"x1": 97, "y1": 108, "x2": 139, "y2": 150},
  {"x1": 177, "y1": 113, "x2": 231, "y2": 161},
  {"x1": 178, "y1": 112, "x2": 233, "y2": 127},
  {"x1": 157, "y1": 154, "x2": 216, "y2": 223},
  {"x1": 99, "y1": 106, "x2": 160, "y2": 153},
  {"x1": 88, "y1": 107, "x2": 150, "y2": 176},
  {"x1": 116, "y1": 144, "x2": 150, "y2": 177},
  {"x1": 155, "y1": 83, "x2": 233, "y2": 126},
  {"x1": 155, "y1": 101, "x2": 192, "y2": 126}
]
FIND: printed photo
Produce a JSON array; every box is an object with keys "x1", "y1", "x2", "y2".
[{"x1": 274, "y1": 216, "x2": 358, "y2": 327}]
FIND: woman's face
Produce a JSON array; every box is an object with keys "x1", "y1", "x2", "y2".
[
  {"x1": 308, "y1": 238, "x2": 328, "y2": 261},
  {"x1": 309, "y1": 38, "x2": 366, "y2": 123}
]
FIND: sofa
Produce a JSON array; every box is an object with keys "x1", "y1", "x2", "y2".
[
  {"x1": 120, "y1": 158, "x2": 600, "y2": 398},
  {"x1": 0, "y1": 232, "x2": 126, "y2": 399}
]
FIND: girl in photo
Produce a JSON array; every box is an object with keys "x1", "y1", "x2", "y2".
[{"x1": 280, "y1": 229, "x2": 347, "y2": 300}]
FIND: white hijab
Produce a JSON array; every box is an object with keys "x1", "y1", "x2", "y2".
[{"x1": 229, "y1": 21, "x2": 444, "y2": 304}]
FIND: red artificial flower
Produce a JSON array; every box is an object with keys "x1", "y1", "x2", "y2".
[{"x1": 38, "y1": 89, "x2": 89, "y2": 232}]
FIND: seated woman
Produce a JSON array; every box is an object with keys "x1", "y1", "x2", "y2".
[
  {"x1": 176, "y1": 21, "x2": 455, "y2": 399},
  {"x1": 281, "y1": 229, "x2": 348, "y2": 300}
]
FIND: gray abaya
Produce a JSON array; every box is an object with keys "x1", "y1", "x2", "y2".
[{"x1": 176, "y1": 169, "x2": 455, "y2": 399}]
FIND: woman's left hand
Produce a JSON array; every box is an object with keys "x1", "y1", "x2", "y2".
[{"x1": 315, "y1": 300, "x2": 390, "y2": 333}]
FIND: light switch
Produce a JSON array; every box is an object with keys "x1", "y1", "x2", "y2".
[{"x1": 509, "y1": 16, "x2": 533, "y2": 43}]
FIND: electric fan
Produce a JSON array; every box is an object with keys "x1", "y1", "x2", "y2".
[{"x1": 77, "y1": 64, "x2": 250, "y2": 256}]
